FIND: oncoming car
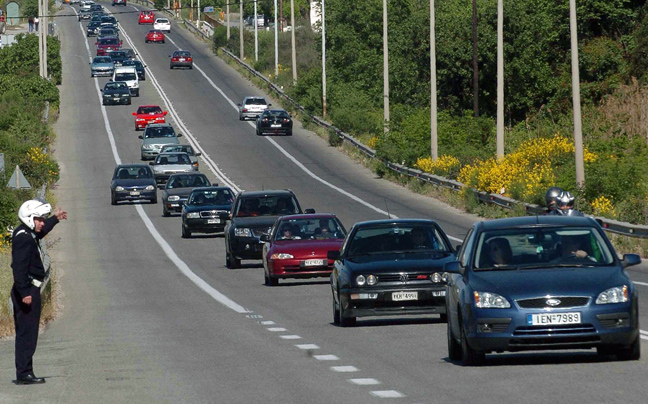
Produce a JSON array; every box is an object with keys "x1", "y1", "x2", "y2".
[
  {"x1": 444, "y1": 216, "x2": 641, "y2": 365},
  {"x1": 101, "y1": 81, "x2": 131, "y2": 105},
  {"x1": 90, "y1": 56, "x2": 114, "y2": 77},
  {"x1": 149, "y1": 152, "x2": 197, "y2": 187},
  {"x1": 181, "y1": 187, "x2": 234, "y2": 238},
  {"x1": 159, "y1": 144, "x2": 201, "y2": 167},
  {"x1": 110, "y1": 164, "x2": 157, "y2": 205}
]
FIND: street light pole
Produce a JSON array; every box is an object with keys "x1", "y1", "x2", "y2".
[
  {"x1": 254, "y1": 0, "x2": 258, "y2": 61},
  {"x1": 496, "y1": 0, "x2": 504, "y2": 159},
  {"x1": 38, "y1": 0, "x2": 43, "y2": 78},
  {"x1": 430, "y1": 0, "x2": 437, "y2": 161},
  {"x1": 383, "y1": 0, "x2": 389, "y2": 133},
  {"x1": 569, "y1": 0, "x2": 585, "y2": 187},
  {"x1": 291, "y1": 0, "x2": 297, "y2": 85},
  {"x1": 274, "y1": 0, "x2": 279, "y2": 77},
  {"x1": 240, "y1": 0, "x2": 244, "y2": 59},
  {"x1": 321, "y1": 0, "x2": 327, "y2": 118}
]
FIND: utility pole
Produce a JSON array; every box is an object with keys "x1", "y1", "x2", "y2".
[
  {"x1": 38, "y1": 0, "x2": 43, "y2": 77},
  {"x1": 190, "y1": 0, "x2": 193, "y2": 21},
  {"x1": 291, "y1": 0, "x2": 297, "y2": 84},
  {"x1": 472, "y1": 0, "x2": 479, "y2": 117},
  {"x1": 383, "y1": 0, "x2": 389, "y2": 133},
  {"x1": 227, "y1": 1, "x2": 230, "y2": 39},
  {"x1": 496, "y1": 0, "x2": 504, "y2": 159},
  {"x1": 274, "y1": 0, "x2": 279, "y2": 77},
  {"x1": 569, "y1": 0, "x2": 585, "y2": 187},
  {"x1": 198, "y1": 0, "x2": 201, "y2": 26},
  {"x1": 39, "y1": 0, "x2": 47, "y2": 79},
  {"x1": 430, "y1": 0, "x2": 437, "y2": 161},
  {"x1": 280, "y1": 0, "x2": 283, "y2": 31},
  {"x1": 240, "y1": 0, "x2": 244, "y2": 59},
  {"x1": 254, "y1": 0, "x2": 258, "y2": 61},
  {"x1": 321, "y1": 0, "x2": 327, "y2": 118}
]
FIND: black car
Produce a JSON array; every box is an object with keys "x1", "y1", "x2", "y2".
[
  {"x1": 224, "y1": 190, "x2": 314, "y2": 269},
  {"x1": 98, "y1": 26, "x2": 120, "y2": 39},
  {"x1": 444, "y1": 216, "x2": 641, "y2": 365},
  {"x1": 122, "y1": 48, "x2": 137, "y2": 60},
  {"x1": 87, "y1": 21, "x2": 101, "y2": 37},
  {"x1": 101, "y1": 81, "x2": 131, "y2": 105},
  {"x1": 110, "y1": 164, "x2": 157, "y2": 205},
  {"x1": 329, "y1": 219, "x2": 456, "y2": 327},
  {"x1": 255, "y1": 109, "x2": 293, "y2": 136},
  {"x1": 181, "y1": 187, "x2": 234, "y2": 238},
  {"x1": 161, "y1": 172, "x2": 211, "y2": 217},
  {"x1": 121, "y1": 59, "x2": 146, "y2": 80},
  {"x1": 101, "y1": 15, "x2": 118, "y2": 26},
  {"x1": 108, "y1": 50, "x2": 129, "y2": 67},
  {"x1": 89, "y1": 4, "x2": 103, "y2": 13}
]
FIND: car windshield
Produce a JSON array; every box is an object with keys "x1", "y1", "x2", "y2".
[
  {"x1": 113, "y1": 166, "x2": 152, "y2": 179},
  {"x1": 274, "y1": 218, "x2": 345, "y2": 241},
  {"x1": 93, "y1": 57, "x2": 111, "y2": 63},
  {"x1": 166, "y1": 174, "x2": 209, "y2": 188},
  {"x1": 110, "y1": 52, "x2": 127, "y2": 59},
  {"x1": 347, "y1": 224, "x2": 450, "y2": 256},
  {"x1": 138, "y1": 106, "x2": 163, "y2": 114},
  {"x1": 144, "y1": 126, "x2": 175, "y2": 138},
  {"x1": 155, "y1": 154, "x2": 191, "y2": 165},
  {"x1": 473, "y1": 227, "x2": 615, "y2": 270},
  {"x1": 245, "y1": 98, "x2": 267, "y2": 105},
  {"x1": 89, "y1": 22, "x2": 100, "y2": 28},
  {"x1": 188, "y1": 189, "x2": 234, "y2": 205},
  {"x1": 263, "y1": 110, "x2": 289, "y2": 118},
  {"x1": 99, "y1": 38, "x2": 119, "y2": 45},
  {"x1": 101, "y1": 17, "x2": 116, "y2": 23},
  {"x1": 122, "y1": 60, "x2": 142, "y2": 67},
  {"x1": 161, "y1": 145, "x2": 192, "y2": 154},
  {"x1": 234, "y1": 195, "x2": 300, "y2": 217},
  {"x1": 115, "y1": 73, "x2": 136, "y2": 81},
  {"x1": 104, "y1": 82, "x2": 127, "y2": 90}
]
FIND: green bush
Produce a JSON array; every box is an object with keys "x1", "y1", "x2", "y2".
[
  {"x1": 0, "y1": 34, "x2": 62, "y2": 85},
  {"x1": 213, "y1": 25, "x2": 228, "y2": 49}
]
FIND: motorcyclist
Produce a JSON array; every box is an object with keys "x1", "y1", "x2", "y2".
[
  {"x1": 556, "y1": 191, "x2": 584, "y2": 217},
  {"x1": 544, "y1": 187, "x2": 563, "y2": 215}
]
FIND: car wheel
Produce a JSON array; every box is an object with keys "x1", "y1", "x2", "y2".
[
  {"x1": 162, "y1": 40, "x2": 165, "y2": 44},
  {"x1": 226, "y1": 252, "x2": 240, "y2": 269},
  {"x1": 440, "y1": 313, "x2": 448, "y2": 323},
  {"x1": 287, "y1": 130, "x2": 292, "y2": 136},
  {"x1": 615, "y1": 335, "x2": 641, "y2": 361},
  {"x1": 332, "y1": 295, "x2": 341, "y2": 325},
  {"x1": 181, "y1": 225, "x2": 191, "y2": 238},
  {"x1": 339, "y1": 295, "x2": 356, "y2": 327},
  {"x1": 256, "y1": 130, "x2": 261, "y2": 136},
  {"x1": 145, "y1": 40, "x2": 148, "y2": 43},
  {"x1": 460, "y1": 321, "x2": 485, "y2": 366},
  {"x1": 447, "y1": 317, "x2": 462, "y2": 361},
  {"x1": 189, "y1": 65, "x2": 193, "y2": 69},
  {"x1": 127, "y1": 99, "x2": 131, "y2": 105},
  {"x1": 239, "y1": 114, "x2": 243, "y2": 121},
  {"x1": 110, "y1": 192, "x2": 117, "y2": 206},
  {"x1": 170, "y1": 65, "x2": 173, "y2": 69},
  {"x1": 163, "y1": 205, "x2": 170, "y2": 217}
]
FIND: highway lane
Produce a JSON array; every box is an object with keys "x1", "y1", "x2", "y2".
[{"x1": 0, "y1": 3, "x2": 647, "y2": 402}]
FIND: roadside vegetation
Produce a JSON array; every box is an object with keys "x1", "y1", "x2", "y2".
[
  {"x1": 0, "y1": 33, "x2": 62, "y2": 335},
  {"x1": 211, "y1": 0, "x2": 648, "y2": 226}
]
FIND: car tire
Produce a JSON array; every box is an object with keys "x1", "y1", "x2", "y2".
[
  {"x1": 162, "y1": 40, "x2": 165, "y2": 44},
  {"x1": 181, "y1": 225, "x2": 191, "y2": 238},
  {"x1": 447, "y1": 317, "x2": 462, "y2": 361},
  {"x1": 460, "y1": 321, "x2": 485, "y2": 366},
  {"x1": 163, "y1": 205, "x2": 170, "y2": 217},
  {"x1": 127, "y1": 99, "x2": 131, "y2": 105},
  {"x1": 226, "y1": 252, "x2": 240, "y2": 269},
  {"x1": 332, "y1": 295, "x2": 341, "y2": 325},
  {"x1": 189, "y1": 65, "x2": 193, "y2": 69},
  {"x1": 615, "y1": 335, "x2": 641, "y2": 361},
  {"x1": 339, "y1": 295, "x2": 356, "y2": 327},
  {"x1": 440, "y1": 313, "x2": 448, "y2": 323},
  {"x1": 256, "y1": 130, "x2": 261, "y2": 136},
  {"x1": 239, "y1": 114, "x2": 244, "y2": 121},
  {"x1": 110, "y1": 192, "x2": 117, "y2": 206},
  {"x1": 145, "y1": 40, "x2": 148, "y2": 43}
]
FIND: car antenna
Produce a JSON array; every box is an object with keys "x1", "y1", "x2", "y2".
[{"x1": 384, "y1": 198, "x2": 391, "y2": 219}]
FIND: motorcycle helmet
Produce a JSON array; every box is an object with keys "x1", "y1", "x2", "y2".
[{"x1": 545, "y1": 187, "x2": 563, "y2": 209}]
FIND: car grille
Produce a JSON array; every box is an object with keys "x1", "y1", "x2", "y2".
[
  {"x1": 251, "y1": 226, "x2": 272, "y2": 237},
  {"x1": 377, "y1": 273, "x2": 439, "y2": 284},
  {"x1": 200, "y1": 210, "x2": 227, "y2": 218},
  {"x1": 513, "y1": 323, "x2": 596, "y2": 336},
  {"x1": 516, "y1": 296, "x2": 590, "y2": 309}
]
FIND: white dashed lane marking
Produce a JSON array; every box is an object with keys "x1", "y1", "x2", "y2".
[
  {"x1": 370, "y1": 390, "x2": 406, "y2": 398},
  {"x1": 350, "y1": 378, "x2": 381, "y2": 386},
  {"x1": 296, "y1": 344, "x2": 320, "y2": 350},
  {"x1": 267, "y1": 327, "x2": 287, "y2": 332},
  {"x1": 280, "y1": 335, "x2": 302, "y2": 340},
  {"x1": 313, "y1": 354, "x2": 339, "y2": 361},
  {"x1": 260, "y1": 321, "x2": 275, "y2": 325},
  {"x1": 331, "y1": 366, "x2": 360, "y2": 373}
]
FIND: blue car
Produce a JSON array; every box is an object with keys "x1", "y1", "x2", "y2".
[{"x1": 445, "y1": 216, "x2": 641, "y2": 365}]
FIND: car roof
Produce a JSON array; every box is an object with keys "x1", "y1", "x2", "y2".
[
  {"x1": 352, "y1": 218, "x2": 440, "y2": 228},
  {"x1": 158, "y1": 152, "x2": 189, "y2": 157},
  {"x1": 116, "y1": 163, "x2": 149, "y2": 169},
  {"x1": 476, "y1": 215, "x2": 597, "y2": 231},
  {"x1": 138, "y1": 105, "x2": 161, "y2": 109},
  {"x1": 244, "y1": 96, "x2": 267, "y2": 101},
  {"x1": 238, "y1": 190, "x2": 296, "y2": 197},
  {"x1": 168, "y1": 172, "x2": 207, "y2": 178},
  {"x1": 114, "y1": 66, "x2": 137, "y2": 72}
]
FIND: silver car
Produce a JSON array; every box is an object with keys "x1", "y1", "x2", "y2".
[
  {"x1": 149, "y1": 152, "x2": 197, "y2": 186},
  {"x1": 159, "y1": 144, "x2": 201, "y2": 168},
  {"x1": 238, "y1": 96, "x2": 271, "y2": 121},
  {"x1": 139, "y1": 124, "x2": 182, "y2": 160},
  {"x1": 90, "y1": 56, "x2": 114, "y2": 77}
]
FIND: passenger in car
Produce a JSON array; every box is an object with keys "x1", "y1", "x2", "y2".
[{"x1": 483, "y1": 238, "x2": 513, "y2": 267}]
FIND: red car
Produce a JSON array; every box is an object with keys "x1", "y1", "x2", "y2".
[
  {"x1": 96, "y1": 37, "x2": 122, "y2": 56},
  {"x1": 145, "y1": 30, "x2": 165, "y2": 44},
  {"x1": 138, "y1": 11, "x2": 154, "y2": 24},
  {"x1": 261, "y1": 214, "x2": 347, "y2": 286},
  {"x1": 132, "y1": 105, "x2": 168, "y2": 131}
]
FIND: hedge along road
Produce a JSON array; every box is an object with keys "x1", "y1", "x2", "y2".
[{"x1": 1, "y1": 3, "x2": 646, "y2": 403}]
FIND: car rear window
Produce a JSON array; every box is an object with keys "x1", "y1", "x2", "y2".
[
  {"x1": 157, "y1": 19, "x2": 169, "y2": 23},
  {"x1": 234, "y1": 195, "x2": 300, "y2": 217},
  {"x1": 245, "y1": 98, "x2": 267, "y2": 105},
  {"x1": 156, "y1": 154, "x2": 190, "y2": 165},
  {"x1": 346, "y1": 224, "x2": 450, "y2": 256},
  {"x1": 263, "y1": 110, "x2": 289, "y2": 118},
  {"x1": 274, "y1": 218, "x2": 345, "y2": 241},
  {"x1": 115, "y1": 73, "x2": 136, "y2": 81},
  {"x1": 167, "y1": 174, "x2": 210, "y2": 189},
  {"x1": 99, "y1": 38, "x2": 119, "y2": 45},
  {"x1": 104, "y1": 82, "x2": 127, "y2": 90}
]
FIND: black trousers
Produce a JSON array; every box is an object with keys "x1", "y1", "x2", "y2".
[{"x1": 11, "y1": 285, "x2": 41, "y2": 378}]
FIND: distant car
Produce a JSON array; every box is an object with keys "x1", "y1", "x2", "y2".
[
  {"x1": 112, "y1": 0, "x2": 126, "y2": 5},
  {"x1": 89, "y1": 3, "x2": 103, "y2": 13},
  {"x1": 78, "y1": 9, "x2": 92, "y2": 20},
  {"x1": 224, "y1": 189, "x2": 313, "y2": 269},
  {"x1": 121, "y1": 59, "x2": 146, "y2": 80},
  {"x1": 90, "y1": 56, "x2": 114, "y2": 77},
  {"x1": 261, "y1": 214, "x2": 346, "y2": 286},
  {"x1": 181, "y1": 187, "x2": 234, "y2": 238},
  {"x1": 159, "y1": 144, "x2": 200, "y2": 167},
  {"x1": 121, "y1": 48, "x2": 137, "y2": 60},
  {"x1": 110, "y1": 164, "x2": 157, "y2": 205},
  {"x1": 149, "y1": 152, "x2": 197, "y2": 187},
  {"x1": 87, "y1": 21, "x2": 101, "y2": 37},
  {"x1": 96, "y1": 36, "x2": 122, "y2": 56},
  {"x1": 139, "y1": 123, "x2": 182, "y2": 160},
  {"x1": 132, "y1": 105, "x2": 167, "y2": 130},
  {"x1": 107, "y1": 50, "x2": 129, "y2": 67},
  {"x1": 169, "y1": 50, "x2": 193, "y2": 69},
  {"x1": 112, "y1": 66, "x2": 139, "y2": 96},
  {"x1": 101, "y1": 81, "x2": 131, "y2": 105},
  {"x1": 256, "y1": 109, "x2": 293, "y2": 136},
  {"x1": 445, "y1": 216, "x2": 641, "y2": 365},
  {"x1": 256, "y1": 14, "x2": 265, "y2": 27},
  {"x1": 238, "y1": 96, "x2": 271, "y2": 121},
  {"x1": 90, "y1": 12, "x2": 104, "y2": 23},
  {"x1": 100, "y1": 15, "x2": 117, "y2": 26},
  {"x1": 160, "y1": 172, "x2": 211, "y2": 216},
  {"x1": 139, "y1": 11, "x2": 155, "y2": 24},
  {"x1": 98, "y1": 26, "x2": 119, "y2": 39},
  {"x1": 154, "y1": 17, "x2": 171, "y2": 32},
  {"x1": 330, "y1": 219, "x2": 456, "y2": 327},
  {"x1": 80, "y1": 1, "x2": 95, "y2": 11},
  {"x1": 145, "y1": 29, "x2": 165, "y2": 44}
]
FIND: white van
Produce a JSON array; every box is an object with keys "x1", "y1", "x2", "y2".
[{"x1": 113, "y1": 66, "x2": 139, "y2": 97}]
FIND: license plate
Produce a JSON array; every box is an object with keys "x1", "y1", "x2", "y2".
[
  {"x1": 207, "y1": 219, "x2": 220, "y2": 224},
  {"x1": 179, "y1": 58, "x2": 185, "y2": 62},
  {"x1": 527, "y1": 312, "x2": 581, "y2": 326},
  {"x1": 304, "y1": 259, "x2": 325, "y2": 267},
  {"x1": 170, "y1": 203, "x2": 179, "y2": 207},
  {"x1": 392, "y1": 292, "x2": 418, "y2": 301},
  {"x1": 130, "y1": 191, "x2": 140, "y2": 196},
  {"x1": 271, "y1": 124, "x2": 281, "y2": 128},
  {"x1": 432, "y1": 290, "x2": 446, "y2": 297}
]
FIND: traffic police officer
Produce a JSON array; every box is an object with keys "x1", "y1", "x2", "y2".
[{"x1": 11, "y1": 199, "x2": 67, "y2": 385}]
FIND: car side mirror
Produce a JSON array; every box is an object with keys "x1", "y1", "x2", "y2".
[
  {"x1": 304, "y1": 208, "x2": 316, "y2": 214},
  {"x1": 327, "y1": 250, "x2": 341, "y2": 260},
  {"x1": 100, "y1": 89, "x2": 104, "y2": 92},
  {"x1": 148, "y1": 162, "x2": 154, "y2": 165},
  {"x1": 443, "y1": 260, "x2": 463, "y2": 275},
  {"x1": 621, "y1": 253, "x2": 641, "y2": 268},
  {"x1": 132, "y1": 112, "x2": 137, "y2": 116},
  {"x1": 260, "y1": 234, "x2": 269, "y2": 242},
  {"x1": 138, "y1": 135, "x2": 143, "y2": 139},
  {"x1": 454, "y1": 244, "x2": 462, "y2": 253},
  {"x1": 177, "y1": 133, "x2": 183, "y2": 137},
  {"x1": 163, "y1": 111, "x2": 168, "y2": 116},
  {"x1": 195, "y1": 152, "x2": 202, "y2": 156}
]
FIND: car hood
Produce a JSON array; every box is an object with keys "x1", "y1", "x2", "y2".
[
  {"x1": 112, "y1": 178, "x2": 155, "y2": 187},
  {"x1": 143, "y1": 138, "x2": 179, "y2": 145},
  {"x1": 468, "y1": 266, "x2": 627, "y2": 298},
  {"x1": 153, "y1": 164, "x2": 193, "y2": 171},
  {"x1": 232, "y1": 216, "x2": 280, "y2": 227},
  {"x1": 104, "y1": 88, "x2": 129, "y2": 95},
  {"x1": 164, "y1": 187, "x2": 198, "y2": 197},
  {"x1": 184, "y1": 203, "x2": 231, "y2": 213},
  {"x1": 92, "y1": 62, "x2": 114, "y2": 68},
  {"x1": 344, "y1": 252, "x2": 456, "y2": 273}
]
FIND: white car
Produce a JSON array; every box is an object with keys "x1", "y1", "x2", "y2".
[
  {"x1": 154, "y1": 18, "x2": 171, "y2": 32},
  {"x1": 237, "y1": 96, "x2": 271, "y2": 121},
  {"x1": 113, "y1": 66, "x2": 139, "y2": 97},
  {"x1": 80, "y1": 1, "x2": 95, "y2": 11}
]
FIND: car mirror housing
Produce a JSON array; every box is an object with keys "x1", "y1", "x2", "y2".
[
  {"x1": 177, "y1": 133, "x2": 183, "y2": 137},
  {"x1": 163, "y1": 111, "x2": 168, "y2": 115},
  {"x1": 443, "y1": 260, "x2": 462, "y2": 274},
  {"x1": 138, "y1": 135, "x2": 143, "y2": 139},
  {"x1": 148, "y1": 162, "x2": 154, "y2": 166},
  {"x1": 132, "y1": 112, "x2": 137, "y2": 116},
  {"x1": 327, "y1": 250, "x2": 341, "y2": 260},
  {"x1": 195, "y1": 152, "x2": 202, "y2": 156},
  {"x1": 260, "y1": 234, "x2": 269, "y2": 242},
  {"x1": 304, "y1": 208, "x2": 316, "y2": 214},
  {"x1": 454, "y1": 244, "x2": 462, "y2": 253},
  {"x1": 621, "y1": 253, "x2": 641, "y2": 268}
]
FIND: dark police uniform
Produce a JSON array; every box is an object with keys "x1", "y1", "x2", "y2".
[{"x1": 11, "y1": 216, "x2": 59, "y2": 380}]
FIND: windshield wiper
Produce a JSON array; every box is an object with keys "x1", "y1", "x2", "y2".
[
  {"x1": 519, "y1": 263, "x2": 598, "y2": 269},
  {"x1": 476, "y1": 266, "x2": 519, "y2": 271}
]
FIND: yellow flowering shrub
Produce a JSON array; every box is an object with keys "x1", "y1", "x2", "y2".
[
  {"x1": 591, "y1": 196, "x2": 615, "y2": 216},
  {"x1": 22, "y1": 147, "x2": 60, "y2": 187},
  {"x1": 415, "y1": 155, "x2": 461, "y2": 178},
  {"x1": 367, "y1": 137, "x2": 378, "y2": 149}
]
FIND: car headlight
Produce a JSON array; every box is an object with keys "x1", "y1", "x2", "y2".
[
  {"x1": 186, "y1": 212, "x2": 200, "y2": 218},
  {"x1": 115, "y1": 186, "x2": 124, "y2": 191},
  {"x1": 234, "y1": 228, "x2": 252, "y2": 237},
  {"x1": 145, "y1": 185, "x2": 155, "y2": 191},
  {"x1": 168, "y1": 195, "x2": 180, "y2": 201},
  {"x1": 366, "y1": 274, "x2": 377, "y2": 286},
  {"x1": 596, "y1": 285, "x2": 628, "y2": 304},
  {"x1": 474, "y1": 292, "x2": 510, "y2": 309},
  {"x1": 143, "y1": 144, "x2": 154, "y2": 149},
  {"x1": 121, "y1": 94, "x2": 130, "y2": 97},
  {"x1": 270, "y1": 253, "x2": 294, "y2": 260},
  {"x1": 356, "y1": 275, "x2": 366, "y2": 286}
]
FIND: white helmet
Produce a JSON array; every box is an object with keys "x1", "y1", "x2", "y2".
[{"x1": 18, "y1": 199, "x2": 52, "y2": 230}]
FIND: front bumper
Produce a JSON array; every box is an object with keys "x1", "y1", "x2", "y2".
[
  {"x1": 135, "y1": 118, "x2": 163, "y2": 129},
  {"x1": 92, "y1": 69, "x2": 114, "y2": 77},
  {"x1": 340, "y1": 285, "x2": 447, "y2": 318},
  {"x1": 229, "y1": 236, "x2": 265, "y2": 260},
  {"x1": 269, "y1": 259, "x2": 333, "y2": 279},
  {"x1": 114, "y1": 190, "x2": 156, "y2": 202},
  {"x1": 103, "y1": 95, "x2": 131, "y2": 105},
  {"x1": 183, "y1": 217, "x2": 227, "y2": 233}
]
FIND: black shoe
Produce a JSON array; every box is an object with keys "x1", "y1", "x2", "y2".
[{"x1": 16, "y1": 374, "x2": 46, "y2": 385}]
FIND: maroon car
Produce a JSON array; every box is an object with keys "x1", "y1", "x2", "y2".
[
  {"x1": 261, "y1": 214, "x2": 346, "y2": 286},
  {"x1": 96, "y1": 36, "x2": 122, "y2": 56}
]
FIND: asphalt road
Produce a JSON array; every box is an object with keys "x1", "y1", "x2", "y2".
[{"x1": 1, "y1": 3, "x2": 647, "y2": 403}]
